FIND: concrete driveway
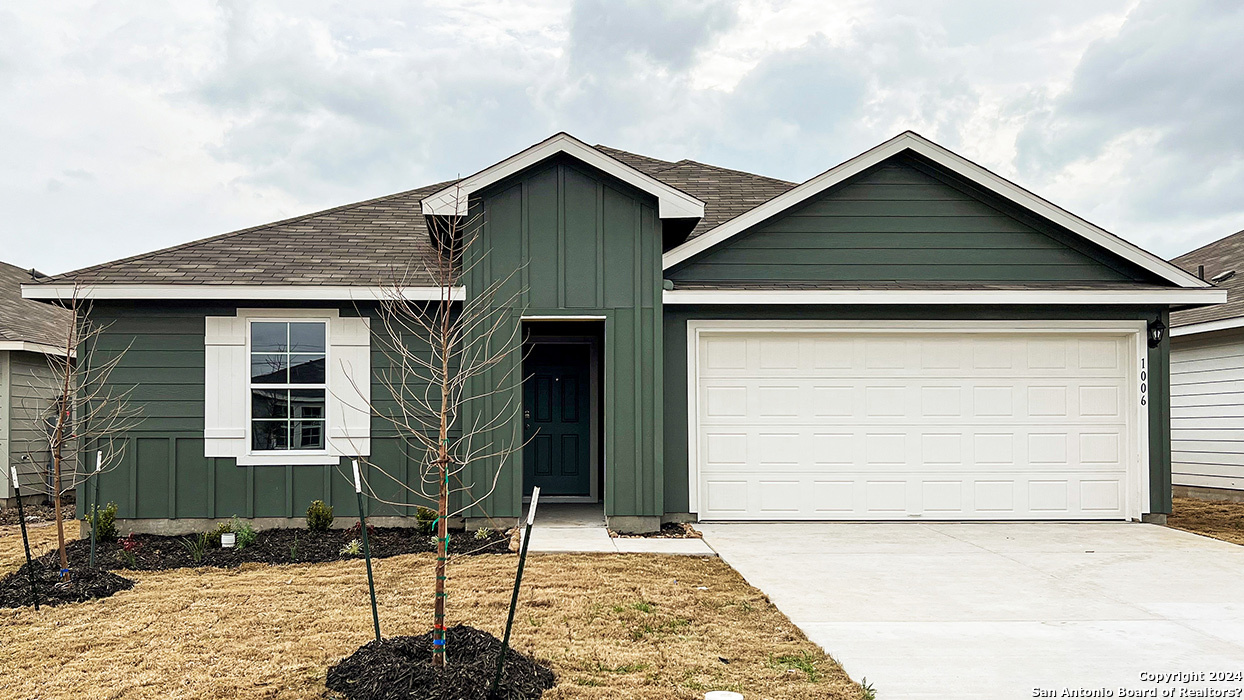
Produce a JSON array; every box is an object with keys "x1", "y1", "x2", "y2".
[{"x1": 698, "y1": 522, "x2": 1244, "y2": 699}]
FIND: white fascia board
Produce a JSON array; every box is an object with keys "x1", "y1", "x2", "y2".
[
  {"x1": 663, "y1": 288, "x2": 1228, "y2": 306},
  {"x1": 662, "y1": 132, "x2": 1211, "y2": 290},
  {"x1": 421, "y1": 133, "x2": 705, "y2": 219},
  {"x1": 0, "y1": 340, "x2": 73, "y2": 357},
  {"x1": 21, "y1": 284, "x2": 466, "y2": 302},
  {"x1": 1171, "y1": 316, "x2": 1244, "y2": 337}
]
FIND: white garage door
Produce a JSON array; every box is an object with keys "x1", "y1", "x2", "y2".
[{"x1": 692, "y1": 324, "x2": 1143, "y2": 520}]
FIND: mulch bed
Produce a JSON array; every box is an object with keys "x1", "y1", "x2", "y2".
[
  {"x1": 68, "y1": 525, "x2": 512, "y2": 572},
  {"x1": 327, "y1": 624, "x2": 556, "y2": 700},
  {"x1": 0, "y1": 559, "x2": 134, "y2": 609},
  {"x1": 0, "y1": 525, "x2": 511, "y2": 609},
  {"x1": 610, "y1": 522, "x2": 702, "y2": 539},
  {"x1": 0, "y1": 501, "x2": 63, "y2": 526}
]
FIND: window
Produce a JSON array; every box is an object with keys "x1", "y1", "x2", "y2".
[{"x1": 249, "y1": 321, "x2": 327, "y2": 451}]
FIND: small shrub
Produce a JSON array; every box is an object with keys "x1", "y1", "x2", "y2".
[
  {"x1": 474, "y1": 527, "x2": 494, "y2": 541},
  {"x1": 415, "y1": 506, "x2": 438, "y2": 535},
  {"x1": 290, "y1": 533, "x2": 299, "y2": 562},
  {"x1": 117, "y1": 534, "x2": 142, "y2": 569},
  {"x1": 83, "y1": 502, "x2": 119, "y2": 541},
  {"x1": 306, "y1": 500, "x2": 334, "y2": 531},
  {"x1": 339, "y1": 539, "x2": 362, "y2": 557},
  {"x1": 180, "y1": 532, "x2": 209, "y2": 563},
  {"x1": 230, "y1": 516, "x2": 258, "y2": 549}
]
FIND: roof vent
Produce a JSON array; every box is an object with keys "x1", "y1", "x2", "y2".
[{"x1": 1211, "y1": 270, "x2": 1236, "y2": 284}]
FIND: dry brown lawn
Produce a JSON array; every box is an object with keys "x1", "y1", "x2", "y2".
[
  {"x1": 0, "y1": 546, "x2": 865, "y2": 700},
  {"x1": 0, "y1": 519, "x2": 78, "y2": 576},
  {"x1": 1168, "y1": 496, "x2": 1244, "y2": 546}
]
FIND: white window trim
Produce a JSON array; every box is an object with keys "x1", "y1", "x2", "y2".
[
  {"x1": 246, "y1": 317, "x2": 332, "y2": 460},
  {"x1": 206, "y1": 308, "x2": 371, "y2": 467},
  {"x1": 684, "y1": 319, "x2": 1151, "y2": 521}
]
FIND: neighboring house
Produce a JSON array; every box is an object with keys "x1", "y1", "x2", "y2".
[
  {"x1": 1170, "y1": 231, "x2": 1244, "y2": 502},
  {"x1": 22, "y1": 132, "x2": 1224, "y2": 532},
  {"x1": 1, "y1": 261, "x2": 73, "y2": 506}
]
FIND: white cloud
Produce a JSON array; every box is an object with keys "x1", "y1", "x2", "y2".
[{"x1": 0, "y1": 0, "x2": 1236, "y2": 273}]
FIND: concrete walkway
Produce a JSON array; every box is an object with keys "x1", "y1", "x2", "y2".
[
  {"x1": 699, "y1": 522, "x2": 1244, "y2": 699},
  {"x1": 525, "y1": 504, "x2": 715, "y2": 555}
]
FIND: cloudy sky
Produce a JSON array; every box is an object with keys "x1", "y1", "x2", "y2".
[{"x1": 1, "y1": 0, "x2": 1241, "y2": 275}]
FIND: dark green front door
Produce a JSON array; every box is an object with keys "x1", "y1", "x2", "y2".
[{"x1": 523, "y1": 343, "x2": 592, "y2": 497}]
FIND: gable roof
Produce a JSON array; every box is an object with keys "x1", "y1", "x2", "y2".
[
  {"x1": 23, "y1": 131, "x2": 1214, "y2": 303},
  {"x1": 420, "y1": 132, "x2": 705, "y2": 219},
  {"x1": 0, "y1": 261, "x2": 72, "y2": 353},
  {"x1": 1170, "y1": 230, "x2": 1244, "y2": 333},
  {"x1": 661, "y1": 131, "x2": 1212, "y2": 290}
]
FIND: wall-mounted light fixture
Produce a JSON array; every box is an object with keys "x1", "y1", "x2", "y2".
[{"x1": 1147, "y1": 318, "x2": 1166, "y2": 348}]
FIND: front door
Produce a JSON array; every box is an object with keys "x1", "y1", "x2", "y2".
[{"x1": 523, "y1": 343, "x2": 592, "y2": 497}]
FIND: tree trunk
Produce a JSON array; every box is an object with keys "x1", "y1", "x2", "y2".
[{"x1": 52, "y1": 423, "x2": 67, "y2": 579}]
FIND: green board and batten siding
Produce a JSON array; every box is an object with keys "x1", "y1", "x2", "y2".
[
  {"x1": 667, "y1": 156, "x2": 1160, "y2": 285},
  {"x1": 76, "y1": 303, "x2": 445, "y2": 522},
  {"x1": 462, "y1": 156, "x2": 664, "y2": 520}
]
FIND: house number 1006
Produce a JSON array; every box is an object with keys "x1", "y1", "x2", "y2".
[{"x1": 1139, "y1": 357, "x2": 1148, "y2": 406}]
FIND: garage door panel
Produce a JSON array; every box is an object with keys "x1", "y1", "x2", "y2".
[
  {"x1": 695, "y1": 329, "x2": 1136, "y2": 520},
  {"x1": 700, "y1": 471, "x2": 1127, "y2": 519}
]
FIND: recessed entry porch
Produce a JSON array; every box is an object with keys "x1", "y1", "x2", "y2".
[{"x1": 522, "y1": 320, "x2": 604, "y2": 504}]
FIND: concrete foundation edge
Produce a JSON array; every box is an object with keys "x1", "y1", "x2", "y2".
[
  {"x1": 1174, "y1": 484, "x2": 1244, "y2": 504},
  {"x1": 606, "y1": 515, "x2": 661, "y2": 534}
]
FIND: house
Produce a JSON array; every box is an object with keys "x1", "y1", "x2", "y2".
[
  {"x1": 1, "y1": 261, "x2": 73, "y2": 506},
  {"x1": 1169, "y1": 230, "x2": 1244, "y2": 502},
  {"x1": 22, "y1": 132, "x2": 1225, "y2": 532}
]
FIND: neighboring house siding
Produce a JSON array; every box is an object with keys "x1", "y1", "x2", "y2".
[
  {"x1": 0, "y1": 350, "x2": 8, "y2": 499},
  {"x1": 464, "y1": 156, "x2": 664, "y2": 519},
  {"x1": 77, "y1": 302, "x2": 444, "y2": 522},
  {"x1": 1171, "y1": 329, "x2": 1244, "y2": 491},
  {"x1": 7, "y1": 349, "x2": 64, "y2": 497},
  {"x1": 667, "y1": 157, "x2": 1159, "y2": 284},
  {"x1": 662, "y1": 305, "x2": 1174, "y2": 515}
]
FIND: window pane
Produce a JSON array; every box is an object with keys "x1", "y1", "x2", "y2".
[
  {"x1": 289, "y1": 354, "x2": 326, "y2": 384},
  {"x1": 252, "y1": 420, "x2": 289, "y2": 451},
  {"x1": 289, "y1": 389, "x2": 325, "y2": 419},
  {"x1": 251, "y1": 322, "x2": 288, "y2": 352},
  {"x1": 251, "y1": 354, "x2": 289, "y2": 384},
  {"x1": 289, "y1": 322, "x2": 326, "y2": 353},
  {"x1": 291, "y1": 420, "x2": 325, "y2": 450},
  {"x1": 252, "y1": 389, "x2": 289, "y2": 419}
]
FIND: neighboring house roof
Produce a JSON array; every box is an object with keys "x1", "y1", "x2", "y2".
[
  {"x1": 1171, "y1": 229, "x2": 1244, "y2": 333},
  {"x1": 0, "y1": 261, "x2": 72, "y2": 353},
  {"x1": 23, "y1": 131, "x2": 1215, "y2": 302}
]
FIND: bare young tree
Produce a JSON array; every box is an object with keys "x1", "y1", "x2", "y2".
[
  {"x1": 344, "y1": 186, "x2": 526, "y2": 665},
  {"x1": 16, "y1": 286, "x2": 143, "y2": 578}
]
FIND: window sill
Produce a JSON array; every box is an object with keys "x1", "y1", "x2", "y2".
[{"x1": 235, "y1": 453, "x2": 343, "y2": 467}]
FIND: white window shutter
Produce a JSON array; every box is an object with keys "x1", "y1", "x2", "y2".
[
  {"x1": 329, "y1": 315, "x2": 372, "y2": 457},
  {"x1": 204, "y1": 316, "x2": 246, "y2": 457}
]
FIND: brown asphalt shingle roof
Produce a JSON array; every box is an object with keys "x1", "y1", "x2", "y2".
[
  {"x1": 1171, "y1": 230, "x2": 1244, "y2": 327},
  {"x1": 46, "y1": 181, "x2": 457, "y2": 286},
  {"x1": 47, "y1": 145, "x2": 796, "y2": 287},
  {"x1": 0, "y1": 261, "x2": 72, "y2": 349}
]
